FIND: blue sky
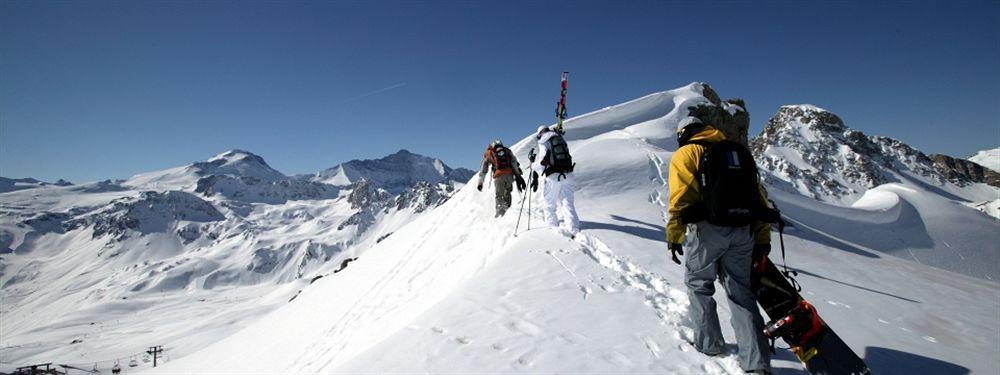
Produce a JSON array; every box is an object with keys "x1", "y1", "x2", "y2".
[{"x1": 2, "y1": 0, "x2": 998, "y2": 182}]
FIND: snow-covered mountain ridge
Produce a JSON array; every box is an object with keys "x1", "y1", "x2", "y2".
[
  {"x1": 0, "y1": 177, "x2": 73, "y2": 194},
  {"x1": 969, "y1": 147, "x2": 1000, "y2": 173},
  {"x1": 0, "y1": 149, "x2": 472, "y2": 369},
  {"x1": 303, "y1": 149, "x2": 475, "y2": 194},
  {"x1": 751, "y1": 105, "x2": 997, "y2": 205},
  {"x1": 3, "y1": 83, "x2": 997, "y2": 375},
  {"x1": 145, "y1": 82, "x2": 997, "y2": 375}
]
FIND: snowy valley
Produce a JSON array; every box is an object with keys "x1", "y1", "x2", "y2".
[{"x1": 2, "y1": 83, "x2": 998, "y2": 375}]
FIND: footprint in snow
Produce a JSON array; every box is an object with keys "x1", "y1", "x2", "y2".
[
  {"x1": 516, "y1": 350, "x2": 539, "y2": 367},
  {"x1": 431, "y1": 326, "x2": 445, "y2": 334},
  {"x1": 923, "y1": 336, "x2": 938, "y2": 343},
  {"x1": 454, "y1": 336, "x2": 471, "y2": 345},
  {"x1": 491, "y1": 343, "x2": 508, "y2": 351}
]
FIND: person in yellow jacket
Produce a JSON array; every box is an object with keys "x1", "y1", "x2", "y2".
[{"x1": 666, "y1": 117, "x2": 772, "y2": 374}]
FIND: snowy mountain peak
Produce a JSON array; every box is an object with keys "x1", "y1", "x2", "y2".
[
  {"x1": 197, "y1": 149, "x2": 285, "y2": 181},
  {"x1": 751, "y1": 105, "x2": 943, "y2": 204},
  {"x1": 969, "y1": 147, "x2": 1000, "y2": 172},
  {"x1": 310, "y1": 150, "x2": 474, "y2": 194},
  {"x1": 126, "y1": 149, "x2": 286, "y2": 191}
]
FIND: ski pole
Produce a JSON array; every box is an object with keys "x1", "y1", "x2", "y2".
[
  {"x1": 513, "y1": 177, "x2": 529, "y2": 236},
  {"x1": 527, "y1": 174, "x2": 532, "y2": 231}
]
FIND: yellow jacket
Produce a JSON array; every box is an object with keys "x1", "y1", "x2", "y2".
[{"x1": 666, "y1": 125, "x2": 771, "y2": 245}]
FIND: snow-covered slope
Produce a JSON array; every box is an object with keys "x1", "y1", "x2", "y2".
[
  {"x1": 751, "y1": 105, "x2": 999, "y2": 279},
  {"x1": 306, "y1": 149, "x2": 475, "y2": 193},
  {"x1": 0, "y1": 177, "x2": 73, "y2": 193},
  {"x1": 126, "y1": 149, "x2": 286, "y2": 191},
  {"x1": 0, "y1": 150, "x2": 470, "y2": 370},
  {"x1": 149, "y1": 83, "x2": 998, "y2": 375},
  {"x1": 969, "y1": 147, "x2": 1000, "y2": 172}
]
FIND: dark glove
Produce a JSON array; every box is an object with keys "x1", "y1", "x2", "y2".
[
  {"x1": 752, "y1": 243, "x2": 771, "y2": 275},
  {"x1": 515, "y1": 174, "x2": 526, "y2": 192},
  {"x1": 669, "y1": 243, "x2": 683, "y2": 265},
  {"x1": 530, "y1": 171, "x2": 539, "y2": 192},
  {"x1": 753, "y1": 243, "x2": 771, "y2": 257},
  {"x1": 477, "y1": 183, "x2": 483, "y2": 191},
  {"x1": 528, "y1": 149, "x2": 537, "y2": 163}
]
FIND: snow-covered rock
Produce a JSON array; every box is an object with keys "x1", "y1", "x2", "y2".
[
  {"x1": 306, "y1": 149, "x2": 474, "y2": 194},
  {"x1": 126, "y1": 149, "x2": 286, "y2": 191},
  {"x1": 929, "y1": 153, "x2": 1000, "y2": 187},
  {"x1": 751, "y1": 105, "x2": 980, "y2": 204},
  {"x1": 969, "y1": 147, "x2": 999, "y2": 172}
]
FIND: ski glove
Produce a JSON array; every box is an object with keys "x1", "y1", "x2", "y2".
[
  {"x1": 669, "y1": 243, "x2": 683, "y2": 265},
  {"x1": 477, "y1": 183, "x2": 483, "y2": 191},
  {"x1": 515, "y1": 174, "x2": 526, "y2": 192},
  {"x1": 753, "y1": 243, "x2": 771, "y2": 257},
  {"x1": 530, "y1": 171, "x2": 539, "y2": 192}
]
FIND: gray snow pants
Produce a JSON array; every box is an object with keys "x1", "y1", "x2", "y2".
[
  {"x1": 684, "y1": 221, "x2": 770, "y2": 372},
  {"x1": 493, "y1": 174, "x2": 514, "y2": 216}
]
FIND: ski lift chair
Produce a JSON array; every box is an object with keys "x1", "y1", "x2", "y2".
[{"x1": 128, "y1": 356, "x2": 138, "y2": 367}]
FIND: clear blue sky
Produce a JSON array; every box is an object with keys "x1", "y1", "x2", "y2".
[{"x1": 2, "y1": 0, "x2": 998, "y2": 183}]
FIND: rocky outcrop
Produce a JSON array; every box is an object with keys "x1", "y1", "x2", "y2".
[
  {"x1": 930, "y1": 154, "x2": 1000, "y2": 187},
  {"x1": 68, "y1": 191, "x2": 225, "y2": 240},
  {"x1": 687, "y1": 84, "x2": 751, "y2": 146},
  {"x1": 751, "y1": 105, "x2": 945, "y2": 203},
  {"x1": 195, "y1": 175, "x2": 340, "y2": 204}
]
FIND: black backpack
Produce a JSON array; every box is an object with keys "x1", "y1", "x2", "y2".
[
  {"x1": 544, "y1": 134, "x2": 574, "y2": 175},
  {"x1": 492, "y1": 145, "x2": 513, "y2": 171},
  {"x1": 685, "y1": 140, "x2": 779, "y2": 227}
]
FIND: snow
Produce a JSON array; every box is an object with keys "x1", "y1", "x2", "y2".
[
  {"x1": 781, "y1": 104, "x2": 830, "y2": 113},
  {"x1": 142, "y1": 83, "x2": 997, "y2": 374},
  {"x1": 308, "y1": 149, "x2": 473, "y2": 194},
  {"x1": 968, "y1": 147, "x2": 1000, "y2": 172},
  {"x1": 3, "y1": 83, "x2": 998, "y2": 375},
  {"x1": 125, "y1": 150, "x2": 285, "y2": 191},
  {"x1": 0, "y1": 151, "x2": 467, "y2": 372}
]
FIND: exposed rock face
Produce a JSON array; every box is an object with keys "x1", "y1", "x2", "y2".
[
  {"x1": 394, "y1": 181, "x2": 455, "y2": 213},
  {"x1": 930, "y1": 154, "x2": 1000, "y2": 187},
  {"x1": 751, "y1": 105, "x2": 945, "y2": 204},
  {"x1": 195, "y1": 175, "x2": 340, "y2": 204},
  {"x1": 687, "y1": 84, "x2": 751, "y2": 146},
  {"x1": 338, "y1": 179, "x2": 458, "y2": 232},
  {"x1": 68, "y1": 191, "x2": 225, "y2": 240}
]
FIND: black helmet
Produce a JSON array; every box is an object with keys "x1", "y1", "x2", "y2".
[{"x1": 676, "y1": 117, "x2": 706, "y2": 146}]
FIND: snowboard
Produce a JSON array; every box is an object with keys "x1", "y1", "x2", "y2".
[{"x1": 752, "y1": 257, "x2": 872, "y2": 375}]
